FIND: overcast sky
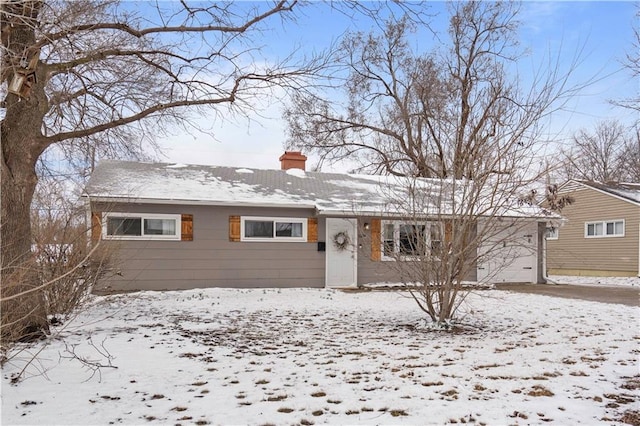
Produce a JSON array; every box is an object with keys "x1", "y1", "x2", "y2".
[{"x1": 157, "y1": 1, "x2": 637, "y2": 173}]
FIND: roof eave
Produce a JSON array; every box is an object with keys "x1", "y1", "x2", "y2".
[
  {"x1": 85, "y1": 195, "x2": 316, "y2": 210},
  {"x1": 569, "y1": 180, "x2": 640, "y2": 207}
]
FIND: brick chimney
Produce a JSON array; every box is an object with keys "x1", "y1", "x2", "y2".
[{"x1": 279, "y1": 151, "x2": 307, "y2": 171}]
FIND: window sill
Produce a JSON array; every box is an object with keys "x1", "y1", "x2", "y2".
[
  {"x1": 103, "y1": 236, "x2": 181, "y2": 241},
  {"x1": 240, "y1": 237, "x2": 307, "y2": 243}
]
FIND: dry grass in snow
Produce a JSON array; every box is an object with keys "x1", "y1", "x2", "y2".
[{"x1": 1, "y1": 288, "x2": 638, "y2": 425}]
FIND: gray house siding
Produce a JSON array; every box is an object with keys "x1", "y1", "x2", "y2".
[
  {"x1": 353, "y1": 216, "x2": 478, "y2": 285},
  {"x1": 355, "y1": 217, "x2": 422, "y2": 284},
  {"x1": 92, "y1": 202, "x2": 538, "y2": 291},
  {"x1": 93, "y1": 203, "x2": 325, "y2": 291}
]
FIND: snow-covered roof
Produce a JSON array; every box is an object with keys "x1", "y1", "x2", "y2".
[{"x1": 84, "y1": 160, "x2": 551, "y2": 218}]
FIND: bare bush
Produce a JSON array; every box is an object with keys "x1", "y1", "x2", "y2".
[
  {"x1": 367, "y1": 176, "x2": 549, "y2": 327},
  {"x1": 1, "y1": 181, "x2": 114, "y2": 359}
]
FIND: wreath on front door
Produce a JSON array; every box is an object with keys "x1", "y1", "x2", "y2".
[{"x1": 332, "y1": 231, "x2": 351, "y2": 251}]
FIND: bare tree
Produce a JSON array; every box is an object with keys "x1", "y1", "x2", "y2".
[
  {"x1": 558, "y1": 120, "x2": 635, "y2": 182},
  {"x1": 612, "y1": 4, "x2": 639, "y2": 113},
  {"x1": 0, "y1": 0, "x2": 436, "y2": 342},
  {"x1": 617, "y1": 123, "x2": 640, "y2": 182},
  {"x1": 285, "y1": 1, "x2": 579, "y2": 324},
  {"x1": 0, "y1": 0, "x2": 299, "y2": 342},
  {"x1": 1, "y1": 176, "x2": 113, "y2": 355},
  {"x1": 606, "y1": 4, "x2": 640, "y2": 183},
  {"x1": 285, "y1": 2, "x2": 582, "y2": 179},
  {"x1": 1, "y1": 0, "x2": 431, "y2": 343}
]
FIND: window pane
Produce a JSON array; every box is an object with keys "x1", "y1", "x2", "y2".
[
  {"x1": 587, "y1": 224, "x2": 595, "y2": 236},
  {"x1": 275, "y1": 222, "x2": 302, "y2": 237},
  {"x1": 615, "y1": 221, "x2": 623, "y2": 235},
  {"x1": 107, "y1": 217, "x2": 141, "y2": 236},
  {"x1": 606, "y1": 222, "x2": 614, "y2": 235},
  {"x1": 383, "y1": 224, "x2": 395, "y2": 256},
  {"x1": 430, "y1": 223, "x2": 443, "y2": 254},
  {"x1": 245, "y1": 220, "x2": 273, "y2": 238},
  {"x1": 144, "y1": 218, "x2": 176, "y2": 235},
  {"x1": 595, "y1": 223, "x2": 603, "y2": 235},
  {"x1": 399, "y1": 225, "x2": 425, "y2": 256}
]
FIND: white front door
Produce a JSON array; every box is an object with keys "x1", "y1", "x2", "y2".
[{"x1": 325, "y1": 218, "x2": 358, "y2": 288}]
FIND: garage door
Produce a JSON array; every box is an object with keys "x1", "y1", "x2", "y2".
[{"x1": 477, "y1": 220, "x2": 538, "y2": 283}]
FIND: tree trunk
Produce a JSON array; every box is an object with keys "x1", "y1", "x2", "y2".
[
  {"x1": 1, "y1": 151, "x2": 49, "y2": 342},
  {"x1": 1, "y1": 0, "x2": 50, "y2": 342},
  {"x1": 1, "y1": 84, "x2": 50, "y2": 342}
]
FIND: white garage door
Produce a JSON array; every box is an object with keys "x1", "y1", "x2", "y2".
[{"x1": 477, "y1": 220, "x2": 538, "y2": 283}]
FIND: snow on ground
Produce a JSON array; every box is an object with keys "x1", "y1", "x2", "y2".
[
  {"x1": 2, "y1": 288, "x2": 638, "y2": 425},
  {"x1": 548, "y1": 275, "x2": 640, "y2": 288}
]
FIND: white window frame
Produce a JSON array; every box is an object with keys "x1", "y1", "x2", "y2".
[
  {"x1": 103, "y1": 213, "x2": 181, "y2": 241},
  {"x1": 546, "y1": 226, "x2": 559, "y2": 240},
  {"x1": 584, "y1": 219, "x2": 625, "y2": 238},
  {"x1": 381, "y1": 221, "x2": 442, "y2": 261},
  {"x1": 240, "y1": 216, "x2": 307, "y2": 242}
]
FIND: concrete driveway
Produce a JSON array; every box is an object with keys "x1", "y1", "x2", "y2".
[{"x1": 495, "y1": 283, "x2": 639, "y2": 307}]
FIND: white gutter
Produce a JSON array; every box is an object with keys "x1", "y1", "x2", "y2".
[{"x1": 84, "y1": 195, "x2": 316, "y2": 210}]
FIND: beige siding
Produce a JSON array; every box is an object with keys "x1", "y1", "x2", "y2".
[{"x1": 547, "y1": 187, "x2": 640, "y2": 276}]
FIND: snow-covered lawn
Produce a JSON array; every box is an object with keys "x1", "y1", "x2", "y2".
[{"x1": 2, "y1": 288, "x2": 638, "y2": 425}]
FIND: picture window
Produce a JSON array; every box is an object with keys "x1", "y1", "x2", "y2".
[
  {"x1": 104, "y1": 213, "x2": 181, "y2": 240},
  {"x1": 241, "y1": 217, "x2": 306, "y2": 242},
  {"x1": 381, "y1": 221, "x2": 442, "y2": 260},
  {"x1": 585, "y1": 220, "x2": 624, "y2": 238}
]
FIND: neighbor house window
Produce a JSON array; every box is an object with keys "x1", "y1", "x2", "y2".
[
  {"x1": 382, "y1": 221, "x2": 442, "y2": 260},
  {"x1": 241, "y1": 217, "x2": 306, "y2": 242},
  {"x1": 546, "y1": 227, "x2": 559, "y2": 240},
  {"x1": 104, "y1": 213, "x2": 181, "y2": 240},
  {"x1": 585, "y1": 220, "x2": 624, "y2": 238}
]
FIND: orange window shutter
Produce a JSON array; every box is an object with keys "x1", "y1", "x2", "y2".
[
  {"x1": 229, "y1": 216, "x2": 241, "y2": 242},
  {"x1": 91, "y1": 212, "x2": 102, "y2": 241},
  {"x1": 370, "y1": 219, "x2": 381, "y2": 261},
  {"x1": 181, "y1": 214, "x2": 194, "y2": 241},
  {"x1": 444, "y1": 220, "x2": 453, "y2": 244},
  {"x1": 307, "y1": 218, "x2": 318, "y2": 242}
]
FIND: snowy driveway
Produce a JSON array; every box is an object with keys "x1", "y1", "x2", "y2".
[{"x1": 496, "y1": 283, "x2": 639, "y2": 306}]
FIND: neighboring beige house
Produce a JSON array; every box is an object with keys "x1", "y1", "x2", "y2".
[{"x1": 546, "y1": 180, "x2": 640, "y2": 277}]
